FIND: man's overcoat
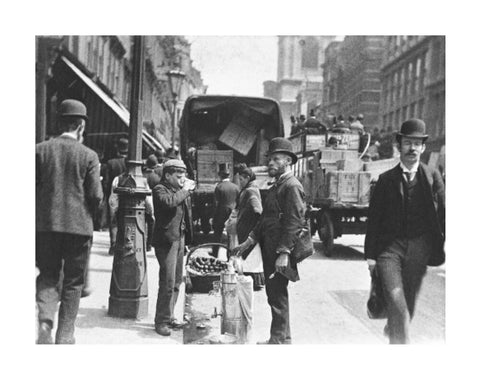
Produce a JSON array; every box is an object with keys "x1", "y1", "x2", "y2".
[
  {"x1": 36, "y1": 135, "x2": 103, "y2": 236},
  {"x1": 365, "y1": 162, "x2": 445, "y2": 266}
]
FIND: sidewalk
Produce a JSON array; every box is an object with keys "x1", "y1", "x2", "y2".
[
  {"x1": 73, "y1": 231, "x2": 274, "y2": 344},
  {"x1": 74, "y1": 231, "x2": 183, "y2": 344}
]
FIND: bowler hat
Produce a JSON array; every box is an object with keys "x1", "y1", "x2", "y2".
[
  {"x1": 218, "y1": 163, "x2": 230, "y2": 176},
  {"x1": 163, "y1": 159, "x2": 186, "y2": 171},
  {"x1": 117, "y1": 138, "x2": 129, "y2": 154},
  {"x1": 59, "y1": 99, "x2": 88, "y2": 120},
  {"x1": 145, "y1": 154, "x2": 158, "y2": 169},
  {"x1": 396, "y1": 118, "x2": 428, "y2": 142},
  {"x1": 266, "y1": 137, "x2": 298, "y2": 164}
]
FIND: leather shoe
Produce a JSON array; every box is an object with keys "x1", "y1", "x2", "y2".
[
  {"x1": 155, "y1": 324, "x2": 171, "y2": 336},
  {"x1": 169, "y1": 319, "x2": 186, "y2": 329},
  {"x1": 81, "y1": 286, "x2": 92, "y2": 298},
  {"x1": 37, "y1": 321, "x2": 53, "y2": 344}
]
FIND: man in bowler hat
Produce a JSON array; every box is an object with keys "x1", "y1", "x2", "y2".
[
  {"x1": 36, "y1": 99, "x2": 103, "y2": 343},
  {"x1": 151, "y1": 159, "x2": 196, "y2": 336},
  {"x1": 365, "y1": 118, "x2": 445, "y2": 344},
  {"x1": 212, "y1": 163, "x2": 240, "y2": 255},
  {"x1": 233, "y1": 137, "x2": 306, "y2": 344}
]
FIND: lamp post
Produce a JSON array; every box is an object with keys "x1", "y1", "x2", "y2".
[
  {"x1": 166, "y1": 68, "x2": 186, "y2": 147},
  {"x1": 108, "y1": 36, "x2": 150, "y2": 319}
]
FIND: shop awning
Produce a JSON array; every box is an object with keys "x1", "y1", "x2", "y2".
[{"x1": 52, "y1": 55, "x2": 166, "y2": 158}]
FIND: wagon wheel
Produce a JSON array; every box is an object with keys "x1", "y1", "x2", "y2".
[{"x1": 318, "y1": 211, "x2": 334, "y2": 257}]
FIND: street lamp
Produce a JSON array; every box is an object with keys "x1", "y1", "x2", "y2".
[
  {"x1": 166, "y1": 68, "x2": 186, "y2": 146},
  {"x1": 108, "y1": 36, "x2": 150, "y2": 319}
]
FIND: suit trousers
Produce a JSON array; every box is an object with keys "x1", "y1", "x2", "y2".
[
  {"x1": 376, "y1": 233, "x2": 433, "y2": 344},
  {"x1": 154, "y1": 237, "x2": 185, "y2": 325},
  {"x1": 36, "y1": 232, "x2": 91, "y2": 344},
  {"x1": 261, "y1": 245, "x2": 291, "y2": 344}
]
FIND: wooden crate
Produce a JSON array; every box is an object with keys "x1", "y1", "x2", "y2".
[
  {"x1": 326, "y1": 132, "x2": 360, "y2": 150},
  {"x1": 219, "y1": 114, "x2": 258, "y2": 156},
  {"x1": 337, "y1": 158, "x2": 364, "y2": 172},
  {"x1": 320, "y1": 149, "x2": 358, "y2": 164},
  {"x1": 305, "y1": 134, "x2": 327, "y2": 152},
  {"x1": 196, "y1": 150, "x2": 234, "y2": 186},
  {"x1": 289, "y1": 134, "x2": 303, "y2": 154},
  {"x1": 325, "y1": 171, "x2": 371, "y2": 205}
]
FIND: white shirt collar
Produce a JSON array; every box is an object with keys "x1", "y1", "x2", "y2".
[
  {"x1": 400, "y1": 161, "x2": 419, "y2": 173},
  {"x1": 60, "y1": 131, "x2": 78, "y2": 140},
  {"x1": 221, "y1": 178, "x2": 230, "y2": 182}
]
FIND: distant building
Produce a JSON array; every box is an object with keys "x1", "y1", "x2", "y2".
[
  {"x1": 36, "y1": 35, "x2": 206, "y2": 160},
  {"x1": 320, "y1": 36, "x2": 387, "y2": 132},
  {"x1": 379, "y1": 36, "x2": 445, "y2": 150},
  {"x1": 263, "y1": 36, "x2": 336, "y2": 135}
]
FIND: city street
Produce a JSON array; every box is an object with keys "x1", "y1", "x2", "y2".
[{"x1": 65, "y1": 231, "x2": 444, "y2": 344}]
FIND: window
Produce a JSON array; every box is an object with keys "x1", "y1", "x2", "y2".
[
  {"x1": 98, "y1": 38, "x2": 105, "y2": 81},
  {"x1": 409, "y1": 102, "x2": 416, "y2": 118},
  {"x1": 395, "y1": 109, "x2": 401, "y2": 129},
  {"x1": 409, "y1": 60, "x2": 417, "y2": 95},
  {"x1": 417, "y1": 99, "x2": 424, "y2": 119},
  {"x1": 419, "y1": 53, "x2": 426, "y2": 91},
  {"x1": 402, "y1": 106, "x2": 408, "y2": 122},
  {"x1": 87, "y1": 37, "x2": 93, "y2": 69},
  {"x1": 301, "y1": 37, "x2": 319, "y2": 69}
]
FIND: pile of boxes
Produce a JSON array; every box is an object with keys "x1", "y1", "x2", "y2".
[{"x1": 319, "y1": 149, "x2": 399, "y2": 205}]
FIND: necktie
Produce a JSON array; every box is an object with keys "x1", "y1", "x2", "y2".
[{"x1": 405, "y1": 172, "x2": 413, "y2": 183}]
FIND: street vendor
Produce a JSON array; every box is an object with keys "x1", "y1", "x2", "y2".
[{"x1": 233, "y1": 137, "x2": 307, "y2": 344}]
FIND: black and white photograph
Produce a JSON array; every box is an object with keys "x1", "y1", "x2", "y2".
[
  {"x1": 34, "y1": 34, "x2": 446, "y2": 346},
  {"x1": 5, "y1": 1, "x2": 480, "y2": 378}
]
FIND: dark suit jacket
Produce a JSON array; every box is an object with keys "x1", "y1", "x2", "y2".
[
  {"x1": 236, "y1": 182, "x2": 262, "y2": 244},
  {"x1": 213, "y1": 180, "x2": 240, "y2": 230},
  {"x1": 36, "y1": 135, "x2": 103, "y2": 237},
  {"x1": 105, "y1": 156, "x2": 127, "y2": 197},
  {"x1": 365, "y1": 162, "x2": 445, "y2": 266},
  {"x1": 152, "y1": 181, "x2": 193, "y2": 247},
  {"x1": 250, "y1": 172, "x2": 306, "y2": 280}
]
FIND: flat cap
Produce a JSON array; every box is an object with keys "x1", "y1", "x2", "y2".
[{"x1": 163, "y1": 159, "x2": 186, "y2": 170}]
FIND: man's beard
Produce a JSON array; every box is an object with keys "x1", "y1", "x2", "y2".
[{"x1": 268, "y1": 165, "x2": 285, "y2": 178}]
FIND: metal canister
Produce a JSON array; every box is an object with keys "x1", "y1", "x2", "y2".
[{"x1": 220, "y1": 272, "x2": 243, "y2": 339}]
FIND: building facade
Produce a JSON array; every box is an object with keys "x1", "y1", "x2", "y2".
[
  {"x1": 320, "y1": 36, "x2": 387, "y2": 131},
  {"x1": 36, "y1": 35, "x2": 206, "y2": 160},
  {"x1": 263, "y1": 36, "x2": 336, "y2": 135},
  {"x1": 379, "y1": 36, "x2": 445, "y2": 149}
]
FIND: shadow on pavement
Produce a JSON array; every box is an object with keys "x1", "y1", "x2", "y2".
[
  {"x1": 75, "y1": 307, "x2": 182, "y2": 342},
  {"x1": 309, "y1": 242, "x2": 365, "y2": 261}
]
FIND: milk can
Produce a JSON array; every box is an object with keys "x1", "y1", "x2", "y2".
[{"x1": 218, "y1": 258, "x2": 253, "y2": 343}]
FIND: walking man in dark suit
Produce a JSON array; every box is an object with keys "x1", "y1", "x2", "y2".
[
  {"x1": 233, "y1": 138, "x2": 306, "y2": 344},
  {"x1": 365, "y1": 119, "x2": 445, "y2": 344},
  {"x1": 212, "y1": 163, "x2": 239, "y2": 254},
  {"x1": 105, "y1": 137, "x2": 128, "y2": 255},
  {"x1": 36, "y1": 99, "x2": 103, "y2": 344},
  {"x1": 152, "y1": 159, "x2": 196, "y2": 336}
]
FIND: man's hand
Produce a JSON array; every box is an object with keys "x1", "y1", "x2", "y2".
[
  {"x1": 275, "y1": 253, "x2": 289, "y2": 271},
  {"x1": 232, "y1": 238, "x2": 253, "y2": 257},
  {"x1": 367, "y1": 259, "x2": 376, "y2": 274}
]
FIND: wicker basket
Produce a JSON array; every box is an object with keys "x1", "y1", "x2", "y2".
[{"x1": 185, "y1": 243, "x2": 230, "y2": 293}]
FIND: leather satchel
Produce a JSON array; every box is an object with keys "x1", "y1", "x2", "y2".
[
  {"x1": 367, "y1": 266, "x2": 387, "y2": 319},
  {"x1": 291, "y1": 221, "x2": 314, "y2": 263}
]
